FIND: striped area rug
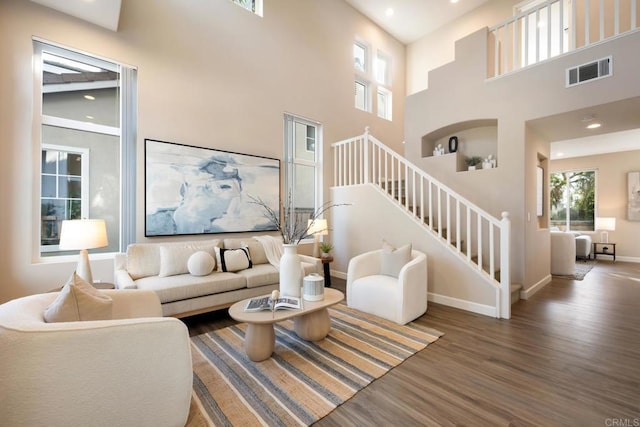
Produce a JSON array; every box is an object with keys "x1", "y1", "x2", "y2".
[{"x1": 186, "y1": 304, "x2": 443, "y2": 426}]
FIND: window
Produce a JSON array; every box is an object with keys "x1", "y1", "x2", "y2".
[
  {"x1": 35, "y1": 41, "x2": 137, "y2": 258},
  {"x1": 230, "y1": 0, "x2": 263, "y2": 16},
  {"x1": 377, "y1": 87, "x2": 392, "y2": 121},
  {"x1": 41, "y1": 145, "x2": 89, "y2": 251},
  {"x1": 353, "y1": 40, "x2": 392, "y2": 120},
  {"x1": 354, "y1": 79, "x2": 370, "y2": 112},
  {"x1": 375, "y1": 51, "x2": 390, "y2": 85},
  {"x1": 353, "y1": 42, "x2": 367, "y2": 72},
  {"x1": 550, "y1": 170, "x2": 596, "y2": 231},
  {"x1": 284, "y1": 114, "x2": 322, "y2": 240}
]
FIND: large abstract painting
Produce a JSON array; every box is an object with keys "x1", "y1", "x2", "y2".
[{"x1": 145, "y1": 139, "x2": 280, "y2": 236}]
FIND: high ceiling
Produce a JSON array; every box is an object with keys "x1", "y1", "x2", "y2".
[{"x1": 344, "y1": 0, "x2": 489, "y2": 44}]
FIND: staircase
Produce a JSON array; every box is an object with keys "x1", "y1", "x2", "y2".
[{"x1": 332, "y1": 128, "x2": 518, "y2": 319}]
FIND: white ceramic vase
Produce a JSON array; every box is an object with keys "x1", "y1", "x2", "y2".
[{"x1": 280, "y1": 244, "x2": 302, "y2": 297}]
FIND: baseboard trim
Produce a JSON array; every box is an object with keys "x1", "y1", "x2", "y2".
[
  {"x1": 614, "y1": 256, "x2": 640, "y2": 263},
  {"x1": 520, "y1": 275, "x2": 552, "y2": 300},
  {"x1": 331, "y1": 270, "x2": 347, "y2": 280},
  {"x1": 428, "y1": 293, "x2": 497, "y2": 318}
]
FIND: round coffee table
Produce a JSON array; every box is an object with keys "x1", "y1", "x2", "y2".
[{"x1": 228, "y1": 288, "x2": 344, "y2": 362}]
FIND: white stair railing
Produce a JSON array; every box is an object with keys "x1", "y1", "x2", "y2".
[
  {"x1": 489, "y1": 0, "x2": 639, "y2": 78},
  {"x1": 332, "y1": 128, "x2": 512, "y2": 319}
]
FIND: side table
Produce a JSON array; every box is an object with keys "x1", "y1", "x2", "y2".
[
  {"x1": 320, "y1": 256, "x2": 333, "y2": 287},
  {"x1": 592, "y1": 242, "x2": 616, "y2": 262}
]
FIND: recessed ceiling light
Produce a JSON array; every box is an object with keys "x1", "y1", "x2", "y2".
[
  {"x1": 556, "y1": 152, "x2": 564, "y2": 157},
  {"x1": 451, "y1": 0, "x2": 459, "y2": 3},
  {"x1": 587, "y1": 123, "x2": 601, "y2": 129},
  {"x1": 385, "y1": 7, "x2": 394, "y2": 17},
  {"x1": 86, "y1": 115, "x2": 94, "y2": 120},
  {"x1": 84, "y1": 95, "x2": 95, "y2": 100}
]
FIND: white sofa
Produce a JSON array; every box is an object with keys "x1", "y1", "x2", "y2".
[
  {"x1": 114, "y1": 237, "x2": 322, "y2": 317},
  {"x1": 347, "y1": 249, "x2": 428, "y2": 325},
  {"x1": 0, "y1": 290, "x2": 192, "y2": 427}
]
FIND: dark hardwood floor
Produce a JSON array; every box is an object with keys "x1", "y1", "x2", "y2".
[{"x1": 182, "y1": 261, "x2": 640, "y2": 426}]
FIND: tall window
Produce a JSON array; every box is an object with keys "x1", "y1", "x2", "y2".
[
  {"x1": 353, "y1": 41, "x2": 371, "y2": 113},
  {"x1": 550, "y1": 170, "x2": 596, "y2": 231},
  {"x1": 35, "y1": 41, "x2": 137, "y2": 257},
  {"x1": 284, "y1": 114, "x2": 322, "y2": 239}
]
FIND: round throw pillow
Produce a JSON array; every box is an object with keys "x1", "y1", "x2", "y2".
[{"x1": 187, "y1": 251, "x2": 215, "y2": 276}]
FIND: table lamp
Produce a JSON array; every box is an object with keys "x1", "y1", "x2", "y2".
[
  {"x1": 59, "y1": 219, "x2": 108, "y2": 284},
  {"x1": 594, "y1": 217, "x2": 616, "y2": 243},
  {"x1": 307, "y1": 218, "x2": 328, "y2": 258}
]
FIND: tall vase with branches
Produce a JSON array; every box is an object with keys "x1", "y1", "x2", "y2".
[{"x1": 249, "y1": 194, "x2": 348, "y2": 296}]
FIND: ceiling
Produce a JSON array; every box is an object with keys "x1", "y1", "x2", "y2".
[
  {"x1": 30, "y1": 0, "x2": 121, "y2": 31},
  {"x1": 527, "y1": 97, "x2": 640, "y2": 160},
  {"x1": 344, "y1": 0, "x2": 489, "y2": 44}
]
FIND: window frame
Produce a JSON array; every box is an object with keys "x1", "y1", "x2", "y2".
[
  {"x1": 283, "y1": 114, "x2": 323, "y2": 243},
  {"x1": 33, "y1": 39, "x2": 137, "y2": 260},
  {"x1": 550, "y1": 168, "x2": 597, "y2": 232},
  {"x1": 230, "y1": 0, "x2": 264, "y2": 16},
  {"x1": 377, "y1": 86, "x2": 393, "y2": 121},
  {"x1": 354, "y1": 78, "x2": 371, "y2": 112}
]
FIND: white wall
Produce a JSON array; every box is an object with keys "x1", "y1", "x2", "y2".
[
  {"x1": 406, "y1": 0, "x2": 519, "y2": 95},
  {"x1": 0, "y1": 0, "x2": 406, "y2": 302},
  {"x1": 405, "y1": 27, "x2": 640, "y2": 291}
]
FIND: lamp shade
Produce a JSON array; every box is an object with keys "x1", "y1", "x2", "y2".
[
  {"x1": 595, "y1": 217, "x2": 616, "y2": 231},
  {"x1": 59, "y1": 219, "x2": 108, "y2": 250},
  {"x1": 307, "y1": 218, "x2": 328, "y2": 236}
]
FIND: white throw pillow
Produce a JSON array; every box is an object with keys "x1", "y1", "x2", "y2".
[
  {"x1": 215, "y1": 247, "x2": 252, "y2": 272},
  {"x1": 380, "y1": 242, "x2": 412, "y2": 278},
  {"x1": 44, "y1": 272, "x2": 113, "y2": 323},
  {"x1": 158, "y1": 244, "x2": 216, "y2": 277},
  {"x1": 188, "y1": 251, "x2": 215, "y2": 276}
]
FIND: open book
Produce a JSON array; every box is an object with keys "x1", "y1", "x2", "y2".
[{"x1": 244, "y1": 295, "x2": 302, "y2": 312}]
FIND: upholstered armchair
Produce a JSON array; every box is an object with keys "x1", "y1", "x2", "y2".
[
  {"x1": 0, "y1": 290, "x2": 193, "y2": 427},
  {"x1": 347, "y1": 249, "x2": 428, "y2": 325}
]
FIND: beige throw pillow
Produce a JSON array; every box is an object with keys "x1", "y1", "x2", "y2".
[
  {"x1": 380, "y1": 242, "x2": 412, "y2": 278},
  {"x1": 44, "y1": 272, "x2": 113, "y2": 323}
]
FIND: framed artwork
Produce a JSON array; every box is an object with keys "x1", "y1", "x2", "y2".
[
  {"x1": 145, "y1": 139, "x2": 280, "y2": 236},
  {"x1": 628, "y1": 171, "x2": 640, "y2": 221}
]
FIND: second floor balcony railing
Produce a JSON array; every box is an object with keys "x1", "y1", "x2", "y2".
[{"x1": 488, "y1": 0, "x2": 639, "y2": 78}]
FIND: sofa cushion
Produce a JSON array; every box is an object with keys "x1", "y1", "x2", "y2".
[
  {"x1": 188, "y1": 251, "x2": 216, "y2": 276},
  {"x1": 234, "y1": 264, "x2": 279, "y2": 288},
  {"x1": 135, "y1": 272, "x2": 246, "y2": 304},
  {"x1": 159, "y1": 244, "x2": 217, "y2": 277},
  {"x1": 215, "y1": 247, "x2": 252, "y2": 272},
  {"x1": 127, "y1": 240, "x2": 219, "y2": 279},
  {"x1": 380, "y1": 242, "x2": 412, "y2": 278},
  {"x1": 44, "y1": 273, "x2": 113, "y2": 323}
]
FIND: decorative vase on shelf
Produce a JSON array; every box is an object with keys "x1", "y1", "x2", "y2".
[{"x1": 280, "y1": 244, "x2": 302, "y2": 297}]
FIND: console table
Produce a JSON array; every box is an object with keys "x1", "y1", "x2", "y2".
[{"x1": 592, "y1": 242, "x2": 616, "y2": 262}]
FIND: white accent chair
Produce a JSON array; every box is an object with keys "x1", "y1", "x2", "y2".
[
  {"x1": 550, "y1": 231, "x2": 576, "y2": 275},
  {"x1": 0, "y1": 290, "x2": 193, "y2": 427},
  {"x1": 347, "y1": 249, "x2": 428, "y2": 325}
]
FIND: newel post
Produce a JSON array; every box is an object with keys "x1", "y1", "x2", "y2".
[
  {"x1": 363, "y1": 126, "x2": 370, "y2": 184},
  {"x1": 500, "y1": 211, "x2": 511, "y2": 319}
]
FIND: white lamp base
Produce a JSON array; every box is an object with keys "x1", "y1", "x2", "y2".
[
  {"x1": 600, "y1": 231, "x2": 609, "y2": 244},
  {"x1": 76, "y1": 249, "x2": 94, "y2": 285}
]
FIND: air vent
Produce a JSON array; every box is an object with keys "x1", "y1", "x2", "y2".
[{"x1": 566, "y1": 56, "x2": 612, "y2": 87}]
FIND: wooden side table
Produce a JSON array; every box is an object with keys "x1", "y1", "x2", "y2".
[
  {"x1": 592, "y1": 242, "x2": 616, "y2": 262},
  {"x1": 320, "y1": 256, "x2": 333, "y2": 287}
]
